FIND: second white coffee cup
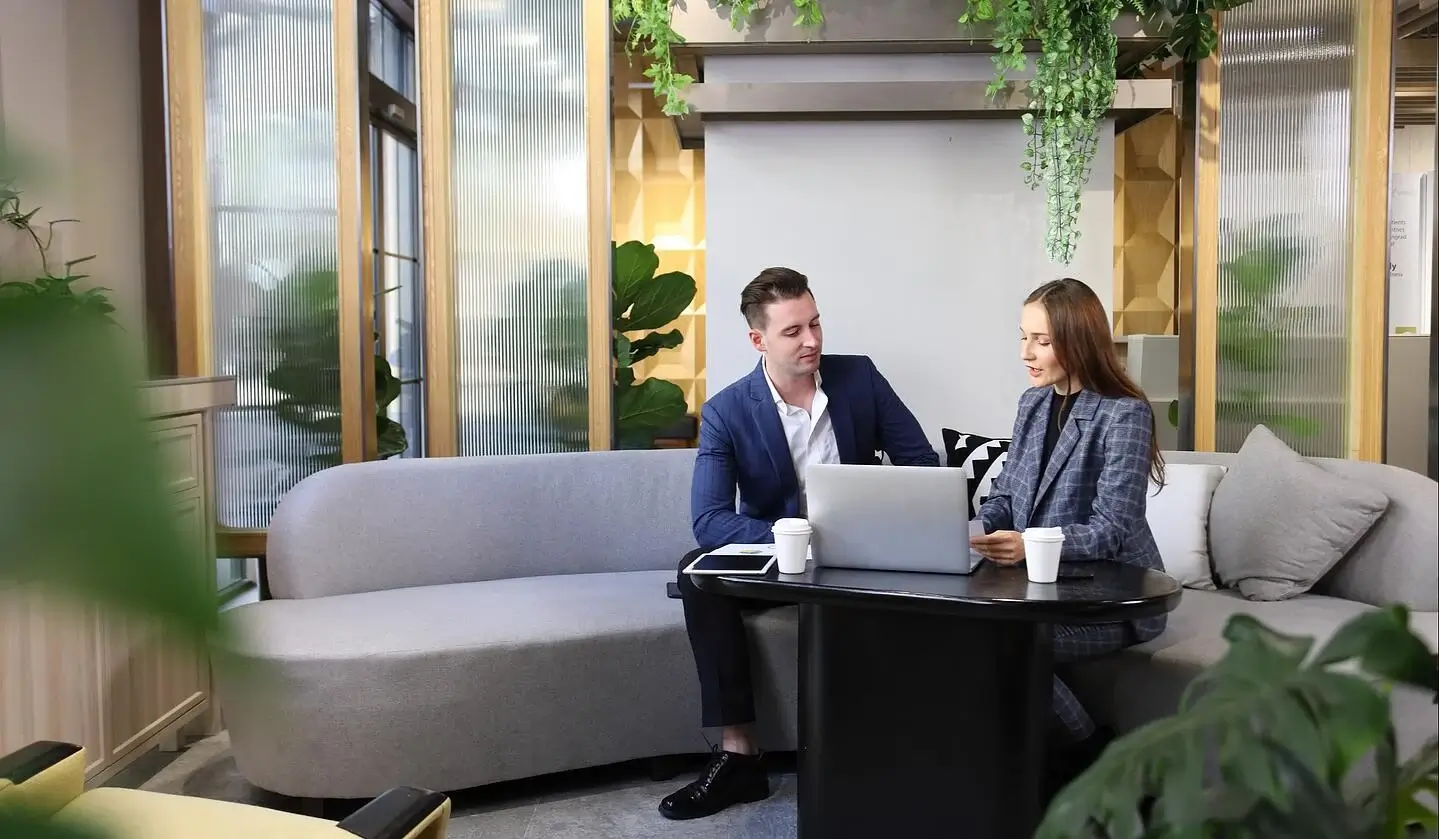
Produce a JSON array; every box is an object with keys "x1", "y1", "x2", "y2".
[
  {"x1": 1022, "y1": 526, "x2": 1065, "y2": 584},
  {"x1": 772, "y1": 517, "x2": 812, "y2": 575}
]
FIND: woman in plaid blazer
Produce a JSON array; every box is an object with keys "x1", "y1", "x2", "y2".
[{"x1": 969, "y1": 277, "x2": 1168, "y2": 793}]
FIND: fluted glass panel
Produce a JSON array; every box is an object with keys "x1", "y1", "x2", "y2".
[
  {"x1": 450, "y1": 0, "x2": 591, "y2": 455},
  {"x1": 1213, "y1": 0, "x2": 1355, "y2": 456},
  {"x1": 204, "y1": 0, "x2": 341, "y2": 528}
]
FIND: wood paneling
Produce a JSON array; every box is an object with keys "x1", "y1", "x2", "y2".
[
  {"x1": 0, "y1": 586, "x2": 106, "y2": 777},
  {"x1": 1193, "y1": 34, "x2": 1222, "y2": 453},
  {"x1": 1114, "y1": 111, "x2": 1180, "y2": 337},
  {"x1": 165, "y1": 0, "x2": 213, "y2": 378},
  {"x1": 586, "y1": 0, "x2": 614, "y2": 450},
  {"x1": 1, "y1": 395, "x2": 223, "y2": 785},
  {"x1": 417, "y1": 0, "x2": 458, "y2": 457},
  {"x1": 1345, "y1": 0, "x2": 1394, "y2": 461},
  {"x1": 335, "y1": 0, "x2": 373, "y2": 464}
]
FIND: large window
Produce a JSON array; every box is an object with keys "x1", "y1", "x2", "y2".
[{"x1": 368, "y1": 1, "x2": 425, "y2": 457}]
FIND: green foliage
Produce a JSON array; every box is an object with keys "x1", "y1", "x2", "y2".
[
  {"x1": 1037, "y1": 605, "x2": 1439, "y2": 839},
  {"x1": 532, "y1": 245, "x2": 696, "y2": 450},
  {"x1": 262, "y1": 264, "x2": 408, "y2": 464},
  {"x1": 960, "y1": 0, "x2": 1126, "y2": 265},
  {"x1": 0, "y1": 180, "x2": 115, "y2": 325},
  {"x1": 0, "y1": 808, "x2": 109, "y2": 839},
  {"x1": 611, "y1": 0, "x2": 824, "y2": 116},
  {"x1": 959, "y1": 0, "x2": 1253, "y2": 265},
  {"x1": 1127, "y1": 0, "x2": 1256, "y2": 65},
  {"x1": 0, "y1": 138, "x2": 241, "y2": 839},
  {"x1": 1214, "y1": 222, "x2": 1322, "y2": 441},
  {"x1": 612, "y1": 240, "x2": 697, "y2": 448}
]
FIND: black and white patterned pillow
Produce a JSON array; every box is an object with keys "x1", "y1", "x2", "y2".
[{"x1": 941, "y1": 428, "x2": 1012, "y2": 520}]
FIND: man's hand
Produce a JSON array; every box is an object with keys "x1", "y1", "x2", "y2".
[{"x1": 969, "y1": 530, "x2": 1026, "y2": 565}]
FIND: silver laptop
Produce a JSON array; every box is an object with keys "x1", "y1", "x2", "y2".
[{"x1": 804, "y1": 463, "x2": 980, "y2": 575}]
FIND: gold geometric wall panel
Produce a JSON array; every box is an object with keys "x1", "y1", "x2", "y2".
[
  {"x1": 1114, "y1": 112, "x2": 1180, "y2": 337},
  {"x1": 611, "y1": 54, "x2": 707, "y2": 414}
]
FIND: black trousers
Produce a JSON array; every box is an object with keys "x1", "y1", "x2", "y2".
[{"x1": 676, "y1": 547, "x2": 789, "y2": 728}]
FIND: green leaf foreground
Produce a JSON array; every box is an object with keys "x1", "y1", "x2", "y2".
[{"x1": 1036, "y1": 605, "x2": 1439, "y2": 839}]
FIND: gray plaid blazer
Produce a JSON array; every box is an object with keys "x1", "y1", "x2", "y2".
[{"x1": 979, "y1": 387, "x2": 1167, "y2": 641}]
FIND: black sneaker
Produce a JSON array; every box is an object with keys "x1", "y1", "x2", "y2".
[{"x1": 658, "y1": 748, "x2": 771, "y2": 820}]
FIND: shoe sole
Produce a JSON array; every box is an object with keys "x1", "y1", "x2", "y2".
[{"x1": 657, "y1": 786, "x2": 772, "y2": 821}]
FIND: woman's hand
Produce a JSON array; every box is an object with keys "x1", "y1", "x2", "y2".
[{"x1": 969, "y1": 530, "x2": 1026, "y2": 565}]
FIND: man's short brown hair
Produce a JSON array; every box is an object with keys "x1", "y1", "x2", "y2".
[{"x1": 740, "y1": 267, "x2": 811, "y2": 329}]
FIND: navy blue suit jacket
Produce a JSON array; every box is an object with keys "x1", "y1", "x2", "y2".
[
  {"x1": 691, "y1": 354, "x2": 938, "y2": 547},
  {"x1": 979, "y1": 387, "x2": 1166, "y2": 641}
]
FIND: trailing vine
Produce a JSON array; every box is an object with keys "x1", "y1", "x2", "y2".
[
  {"x1": 612, "y1": 0, "x2": 825, "y2": 116},
  {"x1": 960, "y1": 0, "x2": 1124, "y2": 265},
  {"x1": 613, "y1": 0, "x2": 1251, "y2": 262},
  {"x1": 960, "y1": 0, "x2": 1251, "y2": 265}
]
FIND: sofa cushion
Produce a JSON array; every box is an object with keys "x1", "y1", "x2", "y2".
[
  {"x1": 214, "y1": 571, "x2": 800, "y2": 797},
  {"x1": 1146, "y1": 463, "x2": 1226, "y2": 590},
  {"x1": 1310, "y1": 458, "x2": 1439, "y2": 611},
  {"x1": 1160, "y1": 449, "x2": 1439, "y2": 612},
  {"x1": 266, "y1": 449, "x2": 699, "y2": 599},
  {"x1": 1209, "y1": 426, "x2": 1390, "y2": 601},
  {"x1": 1068, "y1": 589, "x2": 1438, "y2": 760},
  {"x1": 940, "y1": 428, "x2": 1011, "y2": 519}
]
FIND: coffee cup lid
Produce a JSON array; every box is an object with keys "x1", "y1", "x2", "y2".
[
  {"x1": 773, "y1": 517, "x2": 811, "y2": 533},
  {"x1": 1023, "y1": 526, "x2": 1065, "y2": 541}
]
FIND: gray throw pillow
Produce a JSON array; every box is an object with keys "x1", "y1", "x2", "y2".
[{"x1": 1210, "y1": 425, "x2": 1390, "y2": 601}]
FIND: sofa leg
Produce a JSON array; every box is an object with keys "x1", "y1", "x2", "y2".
[
  {"x1": 297, "y1": 797, "x2": 327, "y2": 818},
  {"x1": 648, "y1": 755, "x2": 688, "y2": 782}
]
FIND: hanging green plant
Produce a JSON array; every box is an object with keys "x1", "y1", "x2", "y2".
[
  {"x1": 612, "y1": 0, "x2": 825, "y2": 116},
  {"x1": 959, "y1": 0, "x2": 1252, "y2": 265},
  {"x1": 959, "y1": 0, "x2": 1127, "y2": 266},
  {"x1": 1128, "y1": 0, "x2": 1255, "y2": 65}
]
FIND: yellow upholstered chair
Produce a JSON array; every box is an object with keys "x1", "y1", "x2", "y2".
[{"x1": 0, "y1": 741, "x2": 450, "y2": 839}]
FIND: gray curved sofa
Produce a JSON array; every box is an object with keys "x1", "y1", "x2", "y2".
[
  {"x1": 213, "y1": 449, "x2": 798, "y2": 800},
  {"x1": 213, "y1": 447, "x2": 1438, "y2": 801}
]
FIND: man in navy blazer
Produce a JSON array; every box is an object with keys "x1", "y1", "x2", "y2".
[{"x1": 660, "y1": 267, "x2": 938, "y2": 821}]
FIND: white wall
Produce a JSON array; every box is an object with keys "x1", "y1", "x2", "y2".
[
  {"x1": 703, "y1": 55, "x2": 1114, "y2": 450},
  {"x1": 1393, "y1": 124, "x2": 1436, "y2": 175},
  {"x1": 0, "y1": 0, "x2": 146, "y2": 353},
  {"x1": 1390, "y1": 125, "x2": 1436, "y2": 336}
]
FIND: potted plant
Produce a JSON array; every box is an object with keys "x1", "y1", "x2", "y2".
[
  {"x1": 534, "y1": 242, "x2": 697, "y2": 450},
  {"x1": 611, "y1": 0, "x2": 823, "y2": 116},
  {"x1": 611, "y1": 239, "x2": 697, "y2": 449},
  {"x1": 1037, "y1": 605, "x2": 1439, "y2": 838},
  {"x1": 958, "y1": 0, "x2": 1255, "y2": 264},
  {"x1": 262, "y1": 263, "x2": 408, "y2": 465},
  {"x1": 0, "y1": 178, "x2": 115, "y2": 325}
]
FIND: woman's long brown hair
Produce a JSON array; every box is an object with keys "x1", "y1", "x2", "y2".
[{"x1": 1026, "y1": 278, "x2": 1166, "y2": 489}]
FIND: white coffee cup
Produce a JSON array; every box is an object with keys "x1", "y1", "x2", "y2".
[
  {"x1": 1022, "y1": 526, "x2": 1065, "y2": 584},
  {"x1": 772, "y1": 517, "x2": 812, "y2": 575}
]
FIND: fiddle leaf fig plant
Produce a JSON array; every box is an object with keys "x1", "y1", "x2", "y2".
[
  {"x1": 612, "y1": 240, "x2": 696, "y2": 448},
  {"x1": 612, "y1": 0, "x2": 825, "y2": 116},
  {"x1": 959, "y1": 0, "x2": 1253, "y2": 265}
]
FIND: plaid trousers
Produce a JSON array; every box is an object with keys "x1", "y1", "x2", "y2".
[{"x1": 1051, "y1": 622, "x2": 1131, "y2": 744}]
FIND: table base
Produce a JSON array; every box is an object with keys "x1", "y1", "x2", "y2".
[{"x1": 797, "y1": 602, "x2": 1053, "y2": 839}]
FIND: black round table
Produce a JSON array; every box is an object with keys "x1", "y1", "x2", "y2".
[{"x1": 695, "y1": 560, "x2": 1181, "y2": 839}]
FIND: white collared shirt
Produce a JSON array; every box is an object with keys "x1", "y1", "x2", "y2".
[{"x1": 763, "y1": 360, "x2": 841, "y2": 512}]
